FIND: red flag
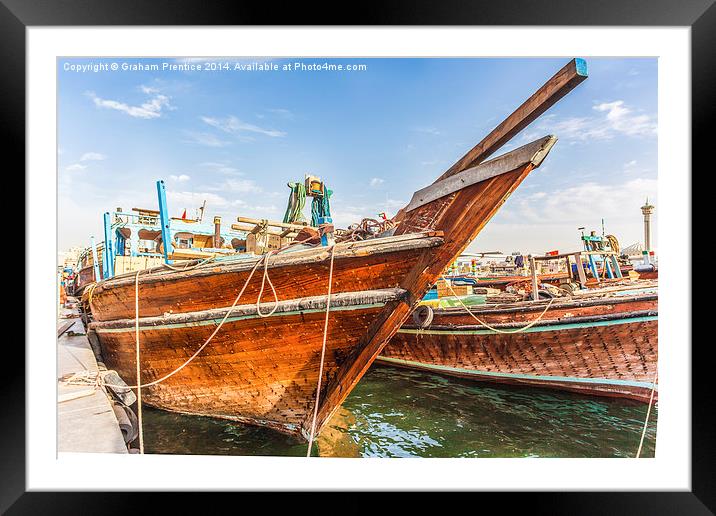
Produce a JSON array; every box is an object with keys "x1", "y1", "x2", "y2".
[{"x1": 181, "y1": 209, "x2": 187, "y2": 219}]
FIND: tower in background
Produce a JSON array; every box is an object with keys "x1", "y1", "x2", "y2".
[{"x1": 641, "y1": 198, "x2": 655, "y2": 251}]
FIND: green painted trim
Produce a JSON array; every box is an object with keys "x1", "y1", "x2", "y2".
[
  {"x1": 398, "y1": 315, "x2": 657, "y2": 336},
  {"x1": 376, "y1": 356, "x2": 657, "y2": 390},
  {"x1": 95, "y1": 302, "x2": 386, "y2": 334}
]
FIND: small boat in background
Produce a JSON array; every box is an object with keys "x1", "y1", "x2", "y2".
[
  {"x1": 73, "y1": 204, "x2": 249, "y2": 297},
  {"x1": 380, "y1": 280, "x2": 657, "y2": 402}
]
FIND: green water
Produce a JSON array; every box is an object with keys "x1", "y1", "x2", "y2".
[{"x1": 142, "y1": 365, "x2": 657, "y2": 458}]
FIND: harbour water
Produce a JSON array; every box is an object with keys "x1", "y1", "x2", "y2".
[{"x1": 142, "y1": 365, "x2": 657, "y2": 458}]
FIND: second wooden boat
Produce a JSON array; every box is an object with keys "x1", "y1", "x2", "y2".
[{"x1": 380, "y1": 283, "x2": 658, "y2": 402}]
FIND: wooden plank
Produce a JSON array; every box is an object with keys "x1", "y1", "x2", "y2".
[
  {"x1": 236, "y1": 216, "x2": 308, "y2": 231},
  {"x1": 90, "y1": 288, "x2": 408, "y2": 330},
  {"x1": 404, "y1": 136, "x2": 556, "y2": 212},
  {"x1": 575, "y1": 253, "x2": 588, "y2": 287},
  {"x1": 529, "y1": 255, "x2": 539, "y2": 301},
  {"x1": 437, "y1": 58, "x2": 588, "y2": 181},
  {"x1": 57, "y1": 320, "x2": 75, "y2": 338},
  {"x1": 99, "y1": 233, "x2": 445, "y2": 289}
]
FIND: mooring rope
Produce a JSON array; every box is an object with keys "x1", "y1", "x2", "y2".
[
  {"x1": 445, "y1": 280, "x2": 554, "y2": 334},
  {"x1": 134, "y1": 270, "x2": 144, "y2": 454},
  {"x1": 256, "y1": 250, "x2": 280, "y2": 317},
  {"x1": 636, "y1": 370, "x2": 658, "y2": 458},
  {"x1": 306, "y1": 244, "x2": 337, "y2": 457},
  {"x1": 161, "y1": 255, "x2": 216, "y2": 272}
]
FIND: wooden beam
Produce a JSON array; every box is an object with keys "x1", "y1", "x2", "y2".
[
  {"x1": 529, "y1": 255, "x2": 539, "y2": 301},
  {"x1": 404, "y1": 136, "x2": 556, "y2": 212},
  {"x1": 437, "y1": 58, "x2": 588, "y2": 181},
  {"x1": 231, "y1": 223, "x2": 297, "y2": 236},
  {"x1": 236, "y1": 216, "x2": 308, "y2": 231},
  {"x1": 90, "y1": 288, "x2": 408, "y2": 331}
]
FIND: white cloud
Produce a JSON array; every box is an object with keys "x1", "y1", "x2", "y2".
[
  {"x1": 470, "y1": 178, "x2": 658, "y2": 254},
  {"x1": 140, "y1": 85, "x2": 160, "y2": 94},
  {"x1": 369, "y1": 177, "x2": 385, "y2": 187},
  {"x1": 221, "y1": 178, "x2": 262, "y2": 193},
  {"x1": 623, "y1": 160, "x2": 638, "y2": 169},
  {"x1": 538, "y1": 100, "x2": 656, "y2": 142},
  {"x1": 167, "y1": 191, "x2": 229, "y2": 208},
  {"x1": 593, "y1": 100, "x2": 656, "y2": 137},
  {"x1": 182, "y1": 131, "x2": 231, "y2": 147},
  {"x1": 201, "y1": 115, "x2": 286, "y2": 138},
  {"x1": 65, "y1": 163, "x2": 86, "y2": 171},
  {"x1": 80, "y1": 152, "x2": 106, "y2": 162},
  {"x1": 504, "y1": 178, "x2": 657, "y2": 226},
  {"x1": 411, "y1": 126, "x2": 441, "y2": 136},
  {"x1": 266, "y1": 108, "x2": 294, "y2": 119},
  {"x1": 199, "y1": 162, "x2": 240, "y2": 174},
  {"x1": 86, "y1": 88, "x2": 173, "y2": 119},
  {"x1": 170, "y1": 174, "x2": 191, "y2": 182}
]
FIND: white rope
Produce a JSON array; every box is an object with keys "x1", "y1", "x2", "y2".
[
  {"x1": 256, "y1": 250, "x2": 279, "y2": 317},
  {"x1": 636, "y1": 370, "x2": 658, "y2": 458},
  {"x1": 134, "y1": 270, "x2": 144, "y2": 454},
  {"x1": 161, "y1": 256, "x2": 216, "y2": 272},
  {"x1": 445, "y1": 280, "x2": 554, "y2": 334},
  {"x1": 306, "y1": 245, "x2": 337, "y2": 457}
]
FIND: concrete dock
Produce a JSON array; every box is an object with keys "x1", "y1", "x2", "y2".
[{"x1": 58, "y1": 302, "x2": 128, "y2": 454}]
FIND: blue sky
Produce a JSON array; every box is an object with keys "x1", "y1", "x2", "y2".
[{"x1": 58, "y1": 57, "x2": 657, "y2": 255}]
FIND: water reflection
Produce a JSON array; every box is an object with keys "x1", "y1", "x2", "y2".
[{"x1": 142, "y1": 365, "x2": 657, "y2": 458}]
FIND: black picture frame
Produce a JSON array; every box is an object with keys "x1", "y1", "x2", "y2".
[{"x1": 5, "y1": 0, "x2": 708, "y2": 512}]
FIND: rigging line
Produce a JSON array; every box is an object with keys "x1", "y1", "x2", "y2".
[
  {"x1": 134, "y1": 269, "x2": 144, "y2": 454},
  {"x1": 445, "y1": 280, "x2": 554, "y2": 334},
  {"x1": 256, "y1": 250, "x2": 280, "y2": 318},
  {"x1": 636, "y1": 370, "x2": 658, "y2": 458},
  {"x1": 306, "y1": 244, "x2": 337, "y2": 457}
]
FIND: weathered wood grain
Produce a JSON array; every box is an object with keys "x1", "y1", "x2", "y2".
[
  {"x1": 381, "y1": 295, "x2": 658, "y2": 402},
  {"x1": 97, "y1": 303, "x2": 390, "y2": 437},
  {"x1": 88, "y1": 240, "x2": 441, "y2": 322}
]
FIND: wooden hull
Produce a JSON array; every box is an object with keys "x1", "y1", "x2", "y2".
[
  {"x1": 88, "y1": 234, "x2": 446, "y2": 438},
  {"x1": 381, "y1": 293, "x2": 658, "y2": 402},
  {"x1": 91, "y1": 289, "x2": 403, "y2": 437}
]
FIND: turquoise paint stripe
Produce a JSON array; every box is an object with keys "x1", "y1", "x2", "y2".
[
  {"x1": 96, "y1": 302, "x2": 386, "y2": 334},
  {"x1": 376, "y1": 356, "x2": 657, "y2": 390},
  {"x1": 398, "y1": 315, "x2": 657, "y2": 336}
]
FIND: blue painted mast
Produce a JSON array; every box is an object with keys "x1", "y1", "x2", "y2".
[
  {"x1": 156, "y1": 180, "x2": 173, "y2": 264},
  {"x1": 90, "y1": 236, "x2": 101, "y2": 283},
  {"x1": 102, "y1": 212, "x2": 115, "y2": 279}
]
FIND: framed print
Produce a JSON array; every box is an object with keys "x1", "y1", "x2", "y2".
[{"x1": 4, "y1": 0, "x2": 711, "y2": 512}]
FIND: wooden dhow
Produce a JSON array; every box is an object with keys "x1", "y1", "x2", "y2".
[
  {"x1": 84, "y1": 58, "x2": 588, "y2": 440},
  {"x1": 381, "y1": 282, "x2": 658, "y2": 402}
]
